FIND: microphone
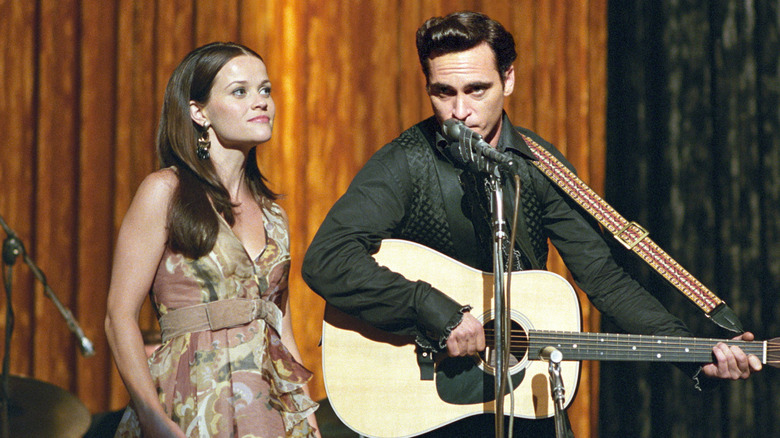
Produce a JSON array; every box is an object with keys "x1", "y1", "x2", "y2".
[{"x1": 441, "y1": 119, "x2": 518, "y2": 172}]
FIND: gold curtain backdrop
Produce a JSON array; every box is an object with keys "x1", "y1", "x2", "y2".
[{"x1": 0, "y1": 1, "x2": 605, "y2": 436}]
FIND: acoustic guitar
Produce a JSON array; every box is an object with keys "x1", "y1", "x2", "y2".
[{"x1": 321, "y1": 239, "x2": 778, "y2": 438}]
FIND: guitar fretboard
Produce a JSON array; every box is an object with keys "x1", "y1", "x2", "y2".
[{"x1": 525, "y1": 330, "x2": 765, "y2": 363}]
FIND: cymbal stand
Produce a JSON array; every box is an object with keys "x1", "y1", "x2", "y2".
[{"x1": 0, "y1": 215, "x2": 23, "y2": 438}]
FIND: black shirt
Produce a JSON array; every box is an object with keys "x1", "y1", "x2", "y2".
[{"x1": 302, "y1": 113, "x2": 694, "y2": 352}]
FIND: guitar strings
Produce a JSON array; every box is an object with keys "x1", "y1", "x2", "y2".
[{"x1": 481, "y1": 329, "x2": 778, "y2": 363}]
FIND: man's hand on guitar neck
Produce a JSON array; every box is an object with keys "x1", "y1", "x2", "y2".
[
  {"x1": 446, "y1": 311, "x2": 486, "y2": 357},
  {"x1": 701, "y1": 331, "x2": 763, "y2": 380}
]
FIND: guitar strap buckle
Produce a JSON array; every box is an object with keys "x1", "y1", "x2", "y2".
[
  {"x1": 416, "y1": 347, "x2": 435, "y2": 380},
  {"x1": 614, "y1": 221, "x2": 650, "y2": 250}
]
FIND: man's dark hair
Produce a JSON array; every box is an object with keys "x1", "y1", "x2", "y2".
[{"x1": 416, "y1": 11, "x2": 517, "y2": 82}]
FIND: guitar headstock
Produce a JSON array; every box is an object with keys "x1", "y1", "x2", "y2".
[{"x1": 765, "y1": 337, "x2": 780, "y2": 368}]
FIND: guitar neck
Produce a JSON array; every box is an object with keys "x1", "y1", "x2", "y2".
[{"x1": 527, "y1": 330, "x2": 766, "y2": 364}]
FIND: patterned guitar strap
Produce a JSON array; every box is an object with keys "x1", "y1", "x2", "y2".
[{"x1": 520, "y1": 133, "x2": 745, "y2": 334}]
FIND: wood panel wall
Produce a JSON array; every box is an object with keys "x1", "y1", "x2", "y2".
[{"x1": 0, "y1": 1, "x2": 606, "y2": 436}]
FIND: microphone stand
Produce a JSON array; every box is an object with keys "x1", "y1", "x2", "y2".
[
  {"x1": 541, "y1": 347, "x2": 573, "y2": 438},
  {"x1": 0, "y1": 215, "x2": 24, "y2": 438},
  {"x1": 0, "y1": 228, "x2": 22, "y2": 438},
  {"x1": 0, "y1": 214, "x2": 94, "y2": 358},
  {"x1": 444, "y1": 120, "x2": 524, "y2": 437},
  {"x1": 486, "y1": 168, "x2": 510, "y2": 438},
  {"x1": 0, "y1": 213, "x2": 94, "y2": 437}
]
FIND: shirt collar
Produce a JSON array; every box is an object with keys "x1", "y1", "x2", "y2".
[{"x1": 497, "y1": 112, "x2": 537, "y2": 160}]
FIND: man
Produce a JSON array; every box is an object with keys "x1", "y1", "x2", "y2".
[{"x1": 302, "y1": 11, "x2": 760, "y2": 437}]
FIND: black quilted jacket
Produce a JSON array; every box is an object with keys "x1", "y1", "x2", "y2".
[{"x1": 302, "y1": 114, "x2": 693, "y2": 354}]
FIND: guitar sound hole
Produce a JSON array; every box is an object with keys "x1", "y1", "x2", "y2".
[{"x1": 480, "y1": 318, "x2": 528, "y2": 371}]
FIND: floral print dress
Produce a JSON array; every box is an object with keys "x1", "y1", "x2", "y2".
[{"x1": 115, "y1": 201, "x2": 317, "y2": 438}]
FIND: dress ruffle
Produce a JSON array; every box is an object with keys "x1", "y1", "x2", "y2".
[{"x1": 263, "y1": 327, "x2": 318, "y2": 433}]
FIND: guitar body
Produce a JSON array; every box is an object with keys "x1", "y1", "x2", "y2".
[{"x1": 322, "y1": 239, "x2": 582, "y2": 438}]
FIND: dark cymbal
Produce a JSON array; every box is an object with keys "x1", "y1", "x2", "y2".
[{"x1": 1, "y1": 375, "x2": 90, "y2": 438}]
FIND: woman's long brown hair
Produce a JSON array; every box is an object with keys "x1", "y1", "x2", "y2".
[{"x1": 156, "y1": 42, "x2": 278, "y2": 259}]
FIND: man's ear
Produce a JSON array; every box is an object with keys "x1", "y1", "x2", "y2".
[
  {"x1": 189, "y1": 101, "x2": 209, "y2": 127},
  {"x1": 502, "y1": 65, "x2": 515, "y2": 96}
]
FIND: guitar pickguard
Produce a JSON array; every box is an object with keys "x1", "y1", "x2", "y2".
[{"x1": 435, "y1": 356, "x2": 525, "y2": 404}]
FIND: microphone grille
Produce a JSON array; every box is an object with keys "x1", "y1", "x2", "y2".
[{"x1": 441, "y1": 119, "x2": 463, "y2": 141}]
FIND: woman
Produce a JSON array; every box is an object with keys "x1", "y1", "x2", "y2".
[{"x1": 105, "y1": 42, "x2": 319, "y2": 437}]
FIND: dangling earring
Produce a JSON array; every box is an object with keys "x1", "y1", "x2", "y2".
[{"x1": 197, "y1": 123, "x2": 211, "y2": 160}]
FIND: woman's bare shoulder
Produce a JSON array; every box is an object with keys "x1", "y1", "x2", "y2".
[{"x1": 132, "y1": 167, "x2": 179, "y2": 209}]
